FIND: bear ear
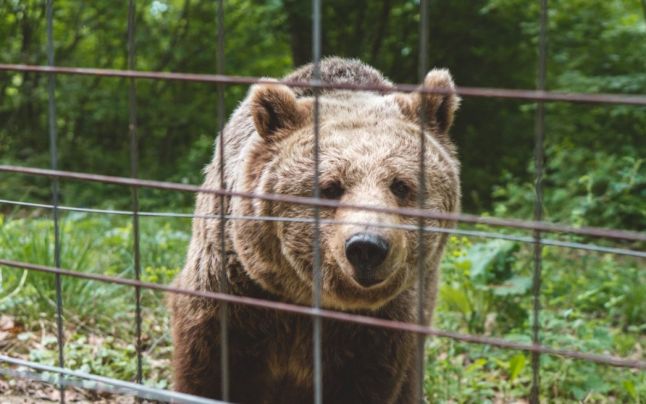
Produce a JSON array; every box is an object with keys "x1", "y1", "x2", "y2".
[
  {"x1": 250, "y1": 83, "x2": 310, "y2": 142},
  {"x1": 394, "y1": 68, "x2": 460, "y2": 136}
]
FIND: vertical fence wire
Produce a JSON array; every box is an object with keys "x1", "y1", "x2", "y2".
[
  {"x1": 416, "y1": 0, "x2": 430, "y2": 402},
  {"x1": 530, "y1": 0, "x2": 548, "y2": 403},
  {"x1": 311, "y1": 0, "x2": 323, "y2": 403},
  {"x1": 45, "y1": 1, "x2": 65, "y2": 402},
  {"x1": 215, "y1": 0, "x2": 230, "y2": 400},
  {"x1": 127, "y1": 0, "x2": 144, "y2": 388}
]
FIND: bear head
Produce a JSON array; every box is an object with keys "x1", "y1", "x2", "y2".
[{"x1": 231, "y1": 69, "x2": 461, "y2": 311}]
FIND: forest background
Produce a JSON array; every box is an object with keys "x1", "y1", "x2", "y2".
[{"x1": 0, "y1": 0, "x2": 645, "y2": 402}]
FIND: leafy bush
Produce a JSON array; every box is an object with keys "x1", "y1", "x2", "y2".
[
  {"x1": 433, "y1": 235, "x2": 646, "y2": 402},
  {"x1": 439, "y1": 237, "x2": 530, "y2": 335},
  {"x1": 493, "y1": 147, "x2": 646, "y2": 232}
]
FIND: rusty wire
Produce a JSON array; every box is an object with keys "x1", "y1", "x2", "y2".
[
  {"x1": 2, "y1": 63, "x2": 646, "y2": 105},
  {"x1": 0, "y1": 258, "x2": 644, "y2": 371},
  {"x1": 2, "y1": 165, "x2": 645, "y2": 243},
  {"x1": 1, "y1": 198, "x2": 644, "y2": 259}
]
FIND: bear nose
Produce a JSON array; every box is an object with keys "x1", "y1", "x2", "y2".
[{"x1": 345, "y1": 233, "x2": 389, "y2": 286}]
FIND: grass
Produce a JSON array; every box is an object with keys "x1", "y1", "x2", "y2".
[{"x1": 1, "y1": 212, "x2": 644, "y2": 402}]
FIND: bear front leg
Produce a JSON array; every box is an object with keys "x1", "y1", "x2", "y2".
[
  {"x1": 171, "y1": 295, "x2": 223, "y2": 399},
  {"x1": 323, "y1": 326, "x2": 417, "y2": 404}
]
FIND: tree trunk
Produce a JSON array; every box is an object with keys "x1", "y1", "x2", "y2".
[
  {"x1": 370, "y1": 0, "x2": 392, "y2": 64},
  {"x1": 283, "y1": 0, "x2": 313, "y2": 67}
]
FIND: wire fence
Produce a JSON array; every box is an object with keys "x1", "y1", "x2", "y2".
[{"x1": 0, "y1": 1, "x2": 644, "y2": 403}]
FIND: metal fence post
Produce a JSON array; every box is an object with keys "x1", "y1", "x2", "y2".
[
  {"x1": 215, "y1": 0, "x2": 230, "y2": 400},
  {"x1": 416, "y1": 0, "x2": 430, "y2": 402},
  {"x1": 127, "y1": 0, "x2": 144, "y2": 389},
  {"x1": 311, "y1": 0, "x2": 323, "y2": 403},
  {"x1": 46, "y1": 1, "x2": 66, "y2": 402},
  {"x1": 530, "y1": 0, "x2": 548, "y2": 402}
]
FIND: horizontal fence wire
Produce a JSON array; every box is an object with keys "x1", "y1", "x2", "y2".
[
  {"x1": 2, "y1": 64, "x2": 646, "y2": 105},
  {"x1": 0, "y1": 354, "x2": 223, "y2": 404},
  {"x1": 2, "y1": 165, "x2": 645, "y2": 243},
  {"x1": 0, "y1": 258, "x2": 644, "y2": 371},
  {"x1": 1, "y1": 198, "x2": 644, "y2": 259}
]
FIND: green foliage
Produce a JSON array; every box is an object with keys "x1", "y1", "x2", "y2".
[
  {"x1": 439, "y1": 238, "x2": 529, "y2": 335},
  {"x1": 0, "y1": 213, "x2": 181, "y2": 387},
  {"x1": 494, "y1": 147, "x2": 646, "y2": 231},
  {"x1": 489, "y1": 0, "x2": 646, "y2": 230},
  {"x1": 0, "y1": 0, "x2": 292, "y2": 211},
  {"x1": 432, "y1": 236, "x2": 646, "y2": 402},
  {"x1": 0, "y1": 213, "x2": 187, "y2": 329},
  {"x1": 1, "y1": 0, "x2": 644, "y2": 401},
  {"x1": 30, "y1": 334, "x2": 140, "y2": 383}
]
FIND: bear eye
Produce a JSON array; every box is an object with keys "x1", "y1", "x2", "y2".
[
  {"x1": 319, "y1": 181, "x2": 345, "y2": 199},
  {"x1": 390, "y1": 179, "x2": 412, "y2": 200}
]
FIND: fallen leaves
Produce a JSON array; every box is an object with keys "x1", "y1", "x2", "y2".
[{"x1": 0, "y1": 315, "x2": 25, "y2": 343}]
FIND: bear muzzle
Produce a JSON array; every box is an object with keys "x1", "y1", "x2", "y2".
[{"x1": 344, "y1": 232, "x2": 390, "y2": 287}]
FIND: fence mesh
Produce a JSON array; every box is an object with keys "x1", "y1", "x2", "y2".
[{"x1": 0, "y1": 1, "x2": 644, "y2": 403}]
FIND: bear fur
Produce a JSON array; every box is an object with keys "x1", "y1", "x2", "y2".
[{"x1": 169, "y1": 57, "x2": 461, "y2": 403}]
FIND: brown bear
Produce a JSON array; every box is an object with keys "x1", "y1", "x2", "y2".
[{"x1": 169, "y1": 57, "x2": 460, "y2": 403}]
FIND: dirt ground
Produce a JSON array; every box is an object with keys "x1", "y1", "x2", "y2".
[
  {"x1": 0, "y1": 377, "x2": 139, "y2": 403},
  {"x1": 0, "y1": 376, "x2": 145, "y2": 403},
  {"x1": 0, "y1": 314, "x2": 159, "y2": 403}
]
